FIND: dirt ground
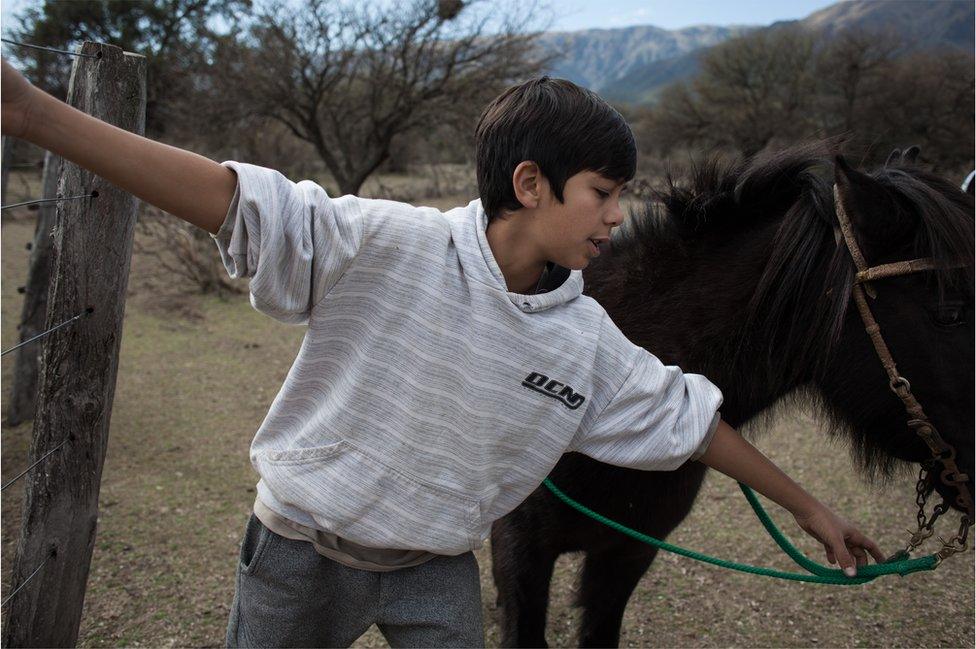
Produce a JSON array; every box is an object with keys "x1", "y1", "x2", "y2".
[{"x1": 1, "y1": 176, "x2": 973, "y2": 647}]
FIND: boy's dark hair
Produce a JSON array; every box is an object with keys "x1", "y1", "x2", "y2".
[{"x1": 475, "y1": 76, "x2": 637, "y2": 220}]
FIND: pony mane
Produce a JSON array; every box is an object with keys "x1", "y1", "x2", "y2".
[
  {"x1": 870, "y1": 164, "x2": 975, "y2": 296},
  {"x1": 657, "y1": 143, "x2": 831, "y2": 238},
  {"x1": 610, "y1": 142, "x2": 974, "y2": 478}
]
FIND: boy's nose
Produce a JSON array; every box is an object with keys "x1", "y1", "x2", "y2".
[{"x1": 605, "y1": 202, "x2": 624, "y2": 227}]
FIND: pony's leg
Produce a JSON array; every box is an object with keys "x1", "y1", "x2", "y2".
[
  {"x1": 576, "y1": 546, "x2": 657, "y2": 648},
  {"x1": 491, "y1": 517, "x2": 560, "y2": 648}
]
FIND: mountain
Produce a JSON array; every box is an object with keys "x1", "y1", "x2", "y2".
[
  {"x1": 598, "y1": 45, "x2": 703, "y2": 105},
  {"x1": 801, "y1": 0, "x2": 974, "y2": 47},
  {"x1": 542, "y1": 0, "x2": 975, "y2": 106},
  {"x1": 536, "y1": 24, "x2": 755, "y2": 93}
]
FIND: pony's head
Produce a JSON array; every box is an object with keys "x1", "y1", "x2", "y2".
[{"x1": 818, "y1": 151, "x2": 973, "y2": 512}]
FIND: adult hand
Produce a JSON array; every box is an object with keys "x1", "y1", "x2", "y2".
[
  {"x1": 2, "y1": 58, "x2": 39, "y2": 139},
  {"x1": 793, "y1": 504, "x2": 886, "y2": 577}
]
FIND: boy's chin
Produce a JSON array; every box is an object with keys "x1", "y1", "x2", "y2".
[
  {"x1": 550, "y1": 251, "x2": 592, "y2": 271},
  {"x1": 568, "y1": 256, "x2": 592, "y2": 271}
]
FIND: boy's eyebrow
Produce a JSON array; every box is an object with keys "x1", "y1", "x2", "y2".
[
  {"x1": 593, "y1": 175, "x2": 622, "y2": 188},
  {"x1": 590, "y1": 173, "x2": 628, "y2": 192}
]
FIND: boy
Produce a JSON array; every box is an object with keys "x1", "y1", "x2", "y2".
[{"x1": 1, "y1": 63, "x2": 884, "y2": 647}]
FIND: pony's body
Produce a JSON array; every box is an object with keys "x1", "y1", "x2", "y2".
[{"x1": 491, "y1": 146, "x2": 975, "y2": 647}]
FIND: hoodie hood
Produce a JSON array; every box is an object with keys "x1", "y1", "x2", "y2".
[{"x1": 446, "y1": 199, "x2": 584, "y2": 313}]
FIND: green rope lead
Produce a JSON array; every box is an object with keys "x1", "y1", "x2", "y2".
[
  {"x1": 735, "y1": 482, "x2": 936, "y2": 578},
  {"x1": 542, "y1": 478, "x2": 937, "y2": 585}
]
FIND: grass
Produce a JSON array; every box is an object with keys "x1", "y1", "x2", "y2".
[{"x1": 1, "y1": 170, "x2": 973, "y2": 647}]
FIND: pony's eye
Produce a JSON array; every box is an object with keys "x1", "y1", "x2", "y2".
[{"x1": 934, "y1": 305, "x2": 965, "y2": 327}]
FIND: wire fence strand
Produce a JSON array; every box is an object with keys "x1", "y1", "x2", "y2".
[
  {"x1": 1, "y1": 438, "x2": 70, "y2": 493},
  {"x1": 0, "y1": 552, "x2": 53, "y2": 608},
  {"x1": 1, "y1": 193, "x2": 95, "y2": 211},
  {"x1": 1, "y1": 38, "x2": 100, "y2": 59},
  {"x1": 1, "y1": 308, "x2": 93, "y2": 358}
]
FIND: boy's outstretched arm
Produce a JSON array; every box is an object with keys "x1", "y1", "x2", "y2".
[
  {"x1": 698, "y1": 419, "x2": 886, "y2": 577},
  {"x1": 1, "y1": 59, "x2": 235, "y2": 235}
]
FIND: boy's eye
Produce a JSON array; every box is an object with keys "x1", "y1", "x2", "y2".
[{"x1": 595, "y1": 189, "x2": 610, "y2": 199}]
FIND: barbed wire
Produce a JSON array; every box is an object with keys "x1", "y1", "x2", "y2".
[
  {"x1": 1, "y1": 308, "x2": 94, "y2": 358},
  {"x1": 1, "y1": 38, "x2": 100, "y2": 59},
  {"x1": 2, "y1": 193, "x2": 96, "y2": 211}
]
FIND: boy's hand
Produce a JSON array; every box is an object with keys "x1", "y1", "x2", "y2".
[
  {"x1": 2, "y1": 59, "x2": 39, "y2": 139},
  {"x1": 697, "y1": 420, "x2": 886, "y2": 578},
  {"x1": 793, "y1": 504, "x2": 886, "y2": 577}
]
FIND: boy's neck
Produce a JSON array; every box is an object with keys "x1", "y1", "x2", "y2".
[{"x1": 485, "y1": 214, "x2": 547, "y2": 294}]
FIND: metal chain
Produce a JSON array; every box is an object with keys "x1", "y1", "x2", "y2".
[
  {"x1": 934, "y1": 514, "x2": 972, "y2": 565},
  {"x1": 903, "y1": 461, "x2": 972, "y2": 563},
  {"x1": 905, "y1": 466, "x2": 938, "y2": 553}
]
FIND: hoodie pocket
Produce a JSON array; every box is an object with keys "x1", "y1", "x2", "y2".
[{"x1": 255, "y1": 439, "x2": 481, "y2": 553}]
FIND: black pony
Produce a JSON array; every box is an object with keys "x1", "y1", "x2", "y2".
[{"x1": 491, "y1": 143, "x2": 975, "y2": 647}]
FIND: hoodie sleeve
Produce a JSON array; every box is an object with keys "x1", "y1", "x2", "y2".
[
  {"x1": 570, "y1": 317, "x2": 723, "y2": 471},
  {"x1": 209, "y1": 161, "x2": 367, "y2": 325}
]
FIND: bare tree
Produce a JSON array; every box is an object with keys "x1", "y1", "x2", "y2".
[
  {"x1": 638, "y1": 26, "x2": 819, "y2": 157},
  {"x1": 813, "y1": 28, "x2": 903, "y2": 134},
  {"x1": 635, "y1": 23, "x2": 973, "y2": 173},
  {"x1": 868, "y1": 49, "x2": 975, "y2": 173},
  {"x1": 6, "y1": 0, "x2": 251, "y2": 137},
  {"x1": 208, "y1": 0, "x2": 549, "y2": 195}
]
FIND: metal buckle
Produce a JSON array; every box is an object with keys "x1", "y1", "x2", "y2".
[{"x1": 889, "y1": 375, "x2": 912, "y2": 396}]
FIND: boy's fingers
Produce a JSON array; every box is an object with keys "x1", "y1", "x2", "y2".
[
  {"x1": 864, "y1": 538, "x2": 886, "y2": 564},
  {"x1": 869, "y1": 546, "x2": 886, "y2": 564},
  {"x1": 849, "y1": 531, "x2": 886, "y2": 564},
  {"x1": 823, "y1": 544, "x2": 836, "y2": 565},
  {"x1": 830, "y1": 537, "x2": 857, "y2": 576},
  {"x1": 851, "y1": 546, "x2": 868, "y2": 567}
]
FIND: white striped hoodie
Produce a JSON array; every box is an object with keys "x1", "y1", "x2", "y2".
[{"x1": 210, "y1": 162, "x2": 723, "y2": 555}]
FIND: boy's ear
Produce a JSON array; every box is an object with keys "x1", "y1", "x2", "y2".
[{"x1": 512, "y1": 161, "x2": 544, "y2": 209}]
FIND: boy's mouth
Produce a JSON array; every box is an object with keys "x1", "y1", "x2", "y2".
[{"x1": 588, "y1": 238, "x2": 607, "y2": 255}]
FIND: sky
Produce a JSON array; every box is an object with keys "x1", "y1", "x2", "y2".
[{"x1": 1, "y1": 0, "x2": 841, "y2": 37}]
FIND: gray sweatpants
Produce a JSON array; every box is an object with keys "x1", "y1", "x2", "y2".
[{"x1": 226, "y1": 514, "x2": 485, "y2": 648}]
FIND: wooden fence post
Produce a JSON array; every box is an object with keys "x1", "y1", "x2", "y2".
[
  {"x1": 1, "y1": 41, "x2": 146, "y2": 647},
  {"x1": 5, "y1": 150, "x2": 62, "y2": 426}
]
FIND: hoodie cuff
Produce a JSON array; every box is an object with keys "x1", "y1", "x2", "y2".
[{"x1": 689, "y1": 411, "x2": 722, "y2": 461}]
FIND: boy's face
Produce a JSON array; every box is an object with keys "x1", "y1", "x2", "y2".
[{"x1": 533, "y1": 170, "x2": 626, "y2": 270}]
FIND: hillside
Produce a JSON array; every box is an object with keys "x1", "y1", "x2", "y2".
[
  {"x1": 541, "y1": 0, "x2": 975, "y2": 105},
  {"x1": 802, "y1": 0, "x2": 974, "y2": 47},
  {"x1": 536, "y1": 23, "x2": 754, "y2": 93}
]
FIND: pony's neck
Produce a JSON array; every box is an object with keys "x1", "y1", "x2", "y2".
[{"x1": 586, "y1": 209, "x2": 838, "y2": 428}]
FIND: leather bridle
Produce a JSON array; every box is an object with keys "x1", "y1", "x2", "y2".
[{"x1": 833, "y1": 182, "x2": 973, "y2": 565}]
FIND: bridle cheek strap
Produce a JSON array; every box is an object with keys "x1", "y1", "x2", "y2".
[{"x1": 832, "y1": 184, "x2": 974, "y2": 527}]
